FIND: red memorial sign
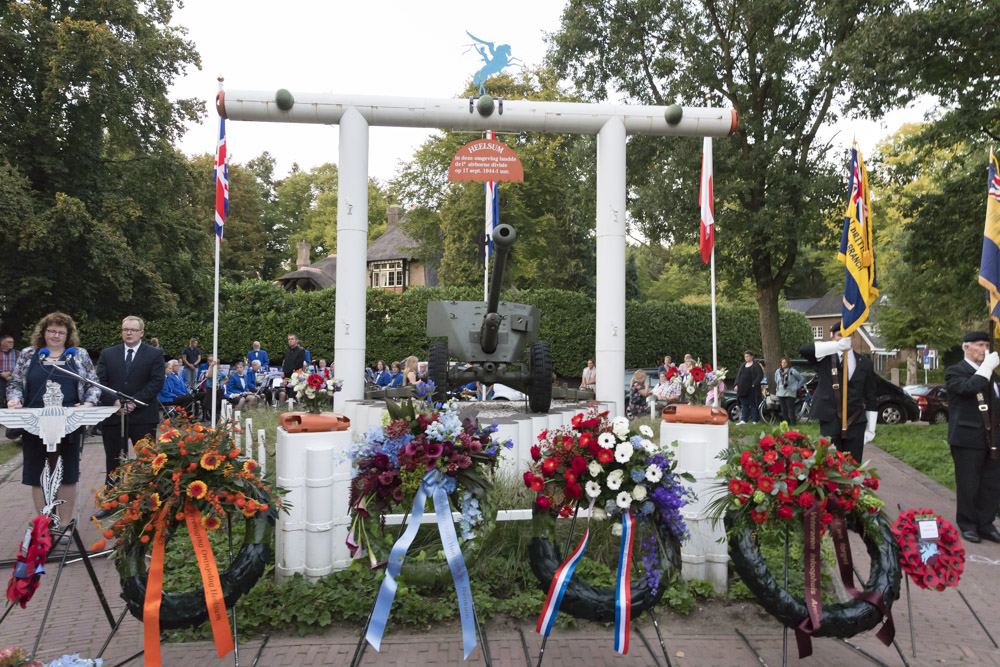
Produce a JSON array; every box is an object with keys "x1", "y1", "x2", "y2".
[{"x1": 447, "y1": 138, "x2": 524, "y2": 182}]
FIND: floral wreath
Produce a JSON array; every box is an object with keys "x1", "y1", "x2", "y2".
[
  {"x1": 5, "y1": 515, "x2": 53, "y2": 609},
  {"x1": 891, "y1": 509, "x2": 965, "y2": 591},
  {"x1": 346, "y1": 385, "x2": 509, "y2": 580},
  {"x1": 525, "y1": 409, "x2": 692, "y2": 624},
  {"x1": 712, "y1": 429, "x2": 900, "y2": 657},
  {"x1": 96, "y1": 411, "x2": 281, "y2": 631}
]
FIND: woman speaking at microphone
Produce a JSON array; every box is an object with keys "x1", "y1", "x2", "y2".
[{"x1": 5, "y1": 312, "x2": 100, "y2": 530}]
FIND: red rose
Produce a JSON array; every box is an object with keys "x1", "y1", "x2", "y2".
[
  {"x1": 798, "y1": 492, "x2": 816, "y2": 508},
  {"x1": 777, "y1": 506, "x2": 794, "y2": 519},
  {"x1": 522, "y1": 471, "x2": 534, "y2": 488},
  {"x1": 565, "y1": 482, "x2": 583, "y2": 499},
  {"x1": 821, "y1": 513, "x2": 833, "y2": 525},
  {"x1": 535, "y1": 496, "x2": 551, "y2": 510},
  {"x1": 541, "y1": 457, "x2": 559, "y2": 477},
  {"x1": 740, "y1": 451, "x2": 753, "y2": 466},
  {"x1": 741, "y1": 481, "x2": 755, "y2": 495},
  {"x1": 597, "y1": 449, "x2": 614, "y2": 464},
  {"x1": 572, "y1": 413, "x2": 583, "y2": 427},
  {"x1": 826, "y1": 481, "x2": 839, "y2": 492},
  {"x1": 781, "y1": 444, "x2": 794, "y2": 457},
  {"x1": 588, "y1": 441, "x2": 601, "y2": 456},
  {"x1": 530, "y1": 445, "x2": 542, "y2": 461},
  {"x1": 571, "y1": 456, "x2": 587, "y2": 473},
  {"x1": 768, "y1": 461, "x2": 786, "y2": 475},
  {"x1": 750, "y1": 509, "x2": 768, "y2": 524},
  {"x1": 763, "y1": 450, "x2": 777, "y2": 463},
  {"x1": 757, "y1": 476, "x2": 775, "y2": 493},
  {"x1": 759, "y1": 436, "x2": 775, "y2": 450}
]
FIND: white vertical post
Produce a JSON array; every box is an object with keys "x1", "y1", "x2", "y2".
[
  {"x1": 244, "y1": 417, "x2": 252, "y2": 457},
  {"x1": 596, "y1": 117, "x2": 627, "y2": 417},
  {"x1": 234, "y1": 410, "x2": 242, "y2": 450},
  {"x1": 334, "y1": 107, "x2": 369, "y2": 410},
  {"x1": 710, "y1": 249, "x2": 719, "y2": 405},
  {"x1": 257, "y1": 429, "x2": 266, "y2": 475}
]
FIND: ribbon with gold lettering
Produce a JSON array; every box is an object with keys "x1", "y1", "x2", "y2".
[
  {"x1": 142, "y1": 506, "x2": 170, "y2": 667},
  {"x1": 184, "y1": 502, "x2": 235, "y2": 658},
  {"x1": 794, "y1": 501, "x2": 824, "y2": 658}
]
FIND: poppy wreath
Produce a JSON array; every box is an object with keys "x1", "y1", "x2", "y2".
[
  {"x1": 96, "y1": 411, "x2": 282, "y2": 629},
  {"x1": 891, "y1": 509, "x2": 965, "y2": 591},
  {"x1": 712, "y1": 430, "x2": 900, "y2": 653},
  {"x1": 5, "y1": 515, "x2": 53, "y2": 609},
  {"x1": 525, "y1": 409, "x2": 691, "y2": 622}
]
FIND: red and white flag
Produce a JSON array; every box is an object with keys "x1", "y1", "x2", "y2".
[{"x1": 699, "y1": 137, "x2": 714, "y2": 263}]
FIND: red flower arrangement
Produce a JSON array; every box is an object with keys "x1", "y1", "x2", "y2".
[
  {"x1": 711, "y1": 430, "x2": 883, "y2": 532},
  {"x1": 5, "y1": 515, "x2": 52, "y2": 608},
  {"x1": 891, "y1": 509, "x2": 965, "y2": 591}
]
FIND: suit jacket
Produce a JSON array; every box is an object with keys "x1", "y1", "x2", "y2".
[
  {"x1": 282, "y1": 346, "x2": 306, "y2": 378},
  {"x1": 225, "y1": 371, "x2": 257, "y2": 397},
  {"x1": 799, "y1": 344, "x2": 876, "y2": 426},
  {"x1": 945, "y1": 359, "x2": 1000, "y2": 449},
  {"x1": 97, "y1": 342, "x2": 165, "y2": 425}
]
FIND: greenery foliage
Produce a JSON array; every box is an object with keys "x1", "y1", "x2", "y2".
[{"x1": 72, "y1": 281, "x2": 810, "y2": 377}]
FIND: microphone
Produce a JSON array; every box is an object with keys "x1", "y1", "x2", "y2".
[
  {"x1": 65, "y1": 347, "x2": 77, "y2": 358},
  {"x1": 38, "y1": 348, "x2": 51, "y2": 361}
]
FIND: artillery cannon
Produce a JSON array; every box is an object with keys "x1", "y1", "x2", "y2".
[{"x1": 426, "y1": 224, "x2": 553, "y2": 413}]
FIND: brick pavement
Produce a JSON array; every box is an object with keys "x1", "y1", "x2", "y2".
[{"x1": 0, "y1": 435, "x2": 998, "y2": 666}]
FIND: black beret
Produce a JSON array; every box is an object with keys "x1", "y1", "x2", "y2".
[
  {"x1": 963, "y1": 331, "x2": 989, "y2": 343},
  {"x1": 830, "y1": 322, "x2": 842, "y2": 335}
]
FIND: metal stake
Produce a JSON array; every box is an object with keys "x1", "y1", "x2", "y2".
[
  {"x1": 782, "y1": 524, "x2": 789, "y2": 667},
  {"x1": 629, "y1": 547, "x2": 671, "y2": 666},
  {"x1": 734, "y1": 628, "x2": 768, "y2": 666},
  {"x1": 956, "y1": 588, "x2": 999, "y2": 648},
  {"x1": 250, "y1": 634, "x2": 270, "y2": 667},
  {"x1": 31, "y1": 522, "x2": 77, "y2": 660},
  {"x1": 228, "y1": 514, "x2": 240, "y2": 666},
  {"x1": 517, "y1": 627, "x2": 532, "y2": 666}
]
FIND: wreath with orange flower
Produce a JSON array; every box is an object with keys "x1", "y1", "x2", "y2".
[{"x1": 96, "y1": 411, "x2": 284, "y2": 628}]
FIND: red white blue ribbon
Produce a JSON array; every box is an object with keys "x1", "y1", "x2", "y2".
[
  {"x1": 535, "y1": 525, "x2": 590, "y2": 636},
  {"x1": 614, "y1": 510, "x2": 636, "y2": 654}
]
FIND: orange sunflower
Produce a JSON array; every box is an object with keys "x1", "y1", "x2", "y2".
[
  {"x1": 243, "y1": 460, "x2": 259, "y2": 474},
  {"x1": 148, "y1": 493, "x2": 162, "y2": 511},
  {"x1": 202, "y1": 515, "x2": 222, "y2": 531},
  {"x1": 201, "y1": 451, "x2": 223, "y2": 471},
  {"x1": 151, "y1": 453, "x2": 168, "y2": 472},
  {"x1": 187, "y1": 480, "x2": 208, "y2": 499}
]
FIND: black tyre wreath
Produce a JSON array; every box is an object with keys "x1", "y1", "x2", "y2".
[
  {"x1": 726, "y1": 510, "x2": 900, "y2": 638},
  {"x1": 118, "y1": 495, "x2": 276, "y2": 630},
  {"x1": 528, "y1": 509, "x2": 681, "y2": 621}
]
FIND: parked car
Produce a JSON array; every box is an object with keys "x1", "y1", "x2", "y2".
[{"x1": 903, "y1": 384, "x2": 948, "y2": 424}]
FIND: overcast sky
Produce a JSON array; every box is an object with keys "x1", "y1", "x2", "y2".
[{"x1": 168, "y1": 1, "x2": 929, "y2": 184}]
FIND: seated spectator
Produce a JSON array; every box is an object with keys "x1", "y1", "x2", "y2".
[
  {"x1": 201, "y1": 355, "x2": 228, "y2": 418},
  {"x1": 628, "y1": 369, "x2": 650, "y2": 416},
  {"x1": 389, "y1": 361, "x2": 404, "y2": 388},
  {"x1": 157, "y1": 360, "x2": 198, "y2": 415},
  {"x1": 247, "y1": 341, "x2": 269, "y2": 369},
  {"x1": 657, "y1": 355, "x2": 675, "y2": 377},
  {"x1": 225, "y1": 361, "x2": 257, "y2": 411},
  {"x1": 373, "y1": 360, "x2": 392, "y2": 387},
  {"x1": 580, "y1": 359, "x2": 596, "y2": 390},
  {"x1": 403, "y1": 356, "x2": 419, "y2": 386},
  {"x1": 316, "y1": 359, "x2": 332, "y2": 379},
  {"x1": 418, "y1": 361, "x2": 428, "y2": 383}
]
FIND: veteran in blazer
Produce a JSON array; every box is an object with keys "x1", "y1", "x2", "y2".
[
  {"x1": 799, "y1": 322, "x2": 878, "y2": 464},
  {"x1": 944, "y1": 331, "x2": 1000, "y2": 544},
  {"x1": 95, "y1": 316, "x2": 164, "y2": 511}
]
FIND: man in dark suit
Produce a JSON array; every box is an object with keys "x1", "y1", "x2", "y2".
[
  {"x1": 944, "y1": 331, "x2": 1000, "y2": 544},
  {"x1": 278, "y1": 333, "x2": 307, "y2": 403},
  {"x1": 800, "y1": 322, "x2": 877, "y2": 464},
  {"x1": 95, "y1": 316, "x2": 164, "y2": 517}
]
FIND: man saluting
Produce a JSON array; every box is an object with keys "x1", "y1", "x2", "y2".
[{"x1": 944, "y1": 331, "x2": 1000, "y2": 544}]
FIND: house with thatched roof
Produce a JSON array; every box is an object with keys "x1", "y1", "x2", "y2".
[{"x1": 275, "y1": 205, "x2": 437, "y2": 293}]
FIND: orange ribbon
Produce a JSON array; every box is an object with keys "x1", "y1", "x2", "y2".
[
  {"x1": 184, "y1": 502, "x2": 234, "y2": 658},
  {"x1": 141, "y1": 503, "x2": 234, "y2": 666},
  {"x1": 142, "y1": 506, "x2": 170, "y2": 667}
]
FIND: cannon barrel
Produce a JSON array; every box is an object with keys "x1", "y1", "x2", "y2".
[{"x1": 480, "y1": 224, "x2": 516, "y2": 354}]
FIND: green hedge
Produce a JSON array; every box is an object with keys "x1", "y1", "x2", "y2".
[{"x1": 73, "y1": 280, "x2": 811, "y2": 377}]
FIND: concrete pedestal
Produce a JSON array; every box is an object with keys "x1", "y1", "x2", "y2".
[{"x1": 661, "y1": 421, "x2": 730, "y2": 593}]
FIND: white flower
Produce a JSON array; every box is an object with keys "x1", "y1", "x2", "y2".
[
  {"x1": 616, "y1": 491, "x2": 633, "y2": 509},
  {"x1": 607, "y1": 469, "x2": 624, "y2": 490},
  {"x1": 591, "y1": 507, "x2": 608, "y2": 521},
  {"x1": 641, "y1": 439, "x2": 655, "y2": 451},
  {"x1": 598, "y1": 432, "x2": 616, "y2": 449},
  {"x1": 614, "y1": 442, "x2": 634, "y2": 463},
  {"x1": 612, "y1": 416, "x2": 630, "y2": 438},
  {"x1": 611, "y1": 522, "x2": 623, "y2": 537},
  {"x1": 639, "y1": 425, "x2": 654, "y2": 438},
  {"x1": 645, "y1": 464, "x2": 663, "y2": 483},
  {"x1": 588, "y1": 461, "x2": 603, "y2": 477},
  {"x1": 585, "y1": 481, "x2": 601, "y2": 498},
  {"x1": 686, "y1": 385, "x2": 696, "y2": 394},
  {"x1": 632, "y1": 485, "x2": 647, "y2": 501},
  {"x1": 305, "y1": 388, "x2": 316, "y2": 398}
]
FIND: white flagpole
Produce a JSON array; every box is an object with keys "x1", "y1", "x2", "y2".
[
  {"x1": 711, "y1": 247, "x2": 719, "y2": 406},
  {"x1": 211, "y1": 78, "x2": 223, "y2": 428}
]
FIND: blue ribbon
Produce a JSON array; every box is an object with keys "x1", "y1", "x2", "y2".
[{"x1": 366, "y1": 469, "x2": 478, "y2": 659}]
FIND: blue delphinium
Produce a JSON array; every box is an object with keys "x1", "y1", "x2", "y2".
[
  {"x1": 457, "y1": 491, "x2": 483, "y2": 543},
  {"x1": 640, "y1": 534, "x2": 661, "y2": 595},
  {"x1": 630, "y1": 467, "x2": 646, "y2": 483}
]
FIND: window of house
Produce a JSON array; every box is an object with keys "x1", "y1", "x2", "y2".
[
  {"x1": 812, "y1": 326, "x2": 824, "y2": 340},
  {"x1": 370, "y1": 260, "x2": 404, "y2": 289}
]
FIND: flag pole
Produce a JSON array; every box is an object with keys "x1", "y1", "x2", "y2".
[
  {"x1": 211, "y1": 77, "x2": 223, "y2": 428},
  {"x1": 710, "y1": 247, "x2": 719, "y2": 405}
]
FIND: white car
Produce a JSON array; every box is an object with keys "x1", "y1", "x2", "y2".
[{"x1": 487, "y1": 383, "x2": 527, "y2": 401}]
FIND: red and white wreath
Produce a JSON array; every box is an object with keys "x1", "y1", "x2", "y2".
[{"x1": 891, "y1": 508, "x2": 965, "y2": 591}]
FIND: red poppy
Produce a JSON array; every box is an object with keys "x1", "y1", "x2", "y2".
[
  {"x1": 307, "y1": 373, "x2": 325, "y2": 389},
  {"x1": 689, "y1": 366, "x2": 705, "y2": 382}
]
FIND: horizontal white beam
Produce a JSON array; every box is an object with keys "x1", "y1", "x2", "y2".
[
  {"x1": 218, "y1": 90, "x2": 738, "y2": 137},
  {"x1": 384, "y1": 507, "x2": 594, "y2": 525}
]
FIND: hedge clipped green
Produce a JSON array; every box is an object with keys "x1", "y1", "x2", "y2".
[{"x1": 74, "y1": 280, "x2": 811, "y2": 377}]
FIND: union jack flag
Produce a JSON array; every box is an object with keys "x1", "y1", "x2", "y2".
[{"x1": 214, "y1": 118, "x2": 228, "y2": 241}]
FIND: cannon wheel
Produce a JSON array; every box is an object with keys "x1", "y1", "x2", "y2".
[
  {"x1": 428, "y1": 340, "x2": 449, "y2": 400},
  {"x1": 528, "y1": 341, "x2": 553, "y2": 413}
]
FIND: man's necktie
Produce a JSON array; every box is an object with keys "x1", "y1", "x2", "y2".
[{"x1": 126, "y1": 348, "x2": 134, "y2": 370}]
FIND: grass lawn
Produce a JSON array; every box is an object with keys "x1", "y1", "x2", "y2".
[{"x1": 871, "y1": 422, "x2": 954, "y2": 490}]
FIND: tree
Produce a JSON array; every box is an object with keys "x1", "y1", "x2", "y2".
[
  {"x1": 546, "y1": 0, "x2": 997, "y2": 374},
  {"x1": 0, "y1": 0, "x2": 203, "y2": 335}
]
